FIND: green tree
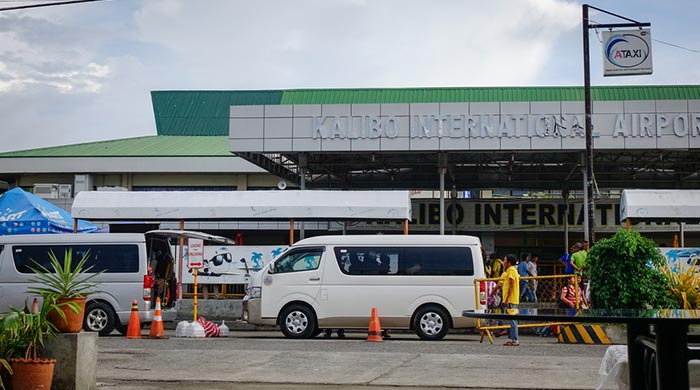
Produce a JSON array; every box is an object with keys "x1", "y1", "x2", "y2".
[{"x1": 589, "y1": 229, "x2": 672, "y2": 309}]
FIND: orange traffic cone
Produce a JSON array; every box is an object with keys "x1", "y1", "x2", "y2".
[
  {"x1": 31, "y1": 297, "x2": 39, "y2": 314},
  {"x1": 149, "y1": 297, "x2": 168, "y2": 339},
  {"x1": 367, "y1": 307, "x2": 383, "y2": 342},
  {"x1": 126, "y1": 299, "x2": 141, "y2": 339}
]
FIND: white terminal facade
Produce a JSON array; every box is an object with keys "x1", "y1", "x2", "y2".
[{"x1": 2, "y1": 86, "x2": 700, "y2": 261}]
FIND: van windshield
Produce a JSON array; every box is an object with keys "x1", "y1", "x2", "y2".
[{"x1": 271, "y1": 247, "x2": 324, "y2": 274}]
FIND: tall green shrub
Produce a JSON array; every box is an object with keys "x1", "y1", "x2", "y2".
[{"x1": 589, "y1": 229, "x2": 672, "y2": 309}]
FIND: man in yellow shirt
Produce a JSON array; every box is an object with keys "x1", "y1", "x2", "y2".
[
  {"x1": 490, "y1": 254, "x2": 503, "y2": 278},
  {"x1": 498, "y1": 254, "x2": 520, "y2": 346}
]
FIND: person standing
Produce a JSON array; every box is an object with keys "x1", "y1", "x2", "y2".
[
  {"x1": 528, "y1": 255, "x2": 539, "y2": 298},
  {"x1": 558, "y1": 275, "x2": 589, "y2": 309},
  {"x1": 518, "y1": 256, "x2": 536, "y2": 302},
  {"x1": 560, "y1": 244, "x2": 579, "y2": 275},
  {"x1": 482, "y1": 249, "x2": 492, "y2": 278},
  {"x1": 571, "y1": 242, "x2": 588, "y2": 276},
  {"x1": 490, "y1": 254, "x2": 503, "y2": 279},
  {"x1": 497, "y1": 254, "x2": 520, "y2": 346}
]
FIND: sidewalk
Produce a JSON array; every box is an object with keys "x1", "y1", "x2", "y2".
[{"x1": 97, "y1": 332, "x2": 611, "y2": 389}]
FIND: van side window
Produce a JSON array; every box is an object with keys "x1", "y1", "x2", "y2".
[
  {"x1": 13, "y1": 244, "x2": 140, "y2": 273},
  {"x1": 334, "y1": 246, "x2": 473, "y2": 276},
  {"x1": 402, "y1": 247, "x2": 473, "y2": 276},
  {"x1": 272, "y1": 247, "x2": 323, "y2": 273},
  {"x1": 334, "y1": 247, "x2": 398, "y2": 275}
]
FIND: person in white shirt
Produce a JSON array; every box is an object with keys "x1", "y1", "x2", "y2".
[{"x1": 527, "y1": 255, "x2": 539, "y2": 298}]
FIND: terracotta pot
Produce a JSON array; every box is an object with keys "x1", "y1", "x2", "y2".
[
  {"x1": 47, "y1": 296, "x2": 86, "y2": 333},
  {"x1": 9, "y1": 358, "x2": 55, "y2": 390},
  {"x1": 0, "y1": 363, "x2": 11, "y2": 390}
]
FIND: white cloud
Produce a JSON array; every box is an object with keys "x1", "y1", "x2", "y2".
[{"x1": 132, "y1": 0, "x2": 581, "y2": 88}]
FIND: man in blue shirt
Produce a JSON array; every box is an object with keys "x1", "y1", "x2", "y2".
[
  {"x1": 518, "y1": 257, "x2": 536, "y2": 302},
  {"x1": 559, "y1": 244, "x2": 580, "y2": 275}
]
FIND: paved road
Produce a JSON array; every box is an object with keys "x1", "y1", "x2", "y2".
[{"x1": 97, "y1": 330, "x2": 612, "y2": 389}]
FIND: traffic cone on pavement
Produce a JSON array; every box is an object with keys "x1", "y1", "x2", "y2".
[
  {"x1": 149, "y1": 297, "x2": 168, "y2": 339},
  {"x1": 367, "y1": 307, "x2": 383, "y2": 342},
  {"x1": 126, "y1": 299, "x2": 141, "y2": 339}
]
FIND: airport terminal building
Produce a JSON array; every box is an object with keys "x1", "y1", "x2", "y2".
[{"x1": 2, "y1": 85, "x2": 700, "y2": 261}]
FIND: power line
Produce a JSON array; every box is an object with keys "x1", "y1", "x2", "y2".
[
  {"x1": 590, "y1": 20, "x2": 700, "y2": 56},
  {"x1": 0, "y1": 0, "x2": 106, "y2": 12},
  {"x1": 652, "y1": 39, "x2": 700, "y2": 55}
]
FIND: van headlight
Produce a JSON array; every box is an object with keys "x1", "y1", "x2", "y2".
[{"x1": 249, "y1": 287, "x2": 261, "y2": 298}]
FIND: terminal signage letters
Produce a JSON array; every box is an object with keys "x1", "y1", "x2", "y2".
[
  {"x1": 311, "y1": 113, "x2": 700, "y2": 140},
  {"x1": 360, "y1": 200, "x2": 694, "y2": 233},
  {"x1": 412, "y1": 202, "x2": 622, "y2": 227}
]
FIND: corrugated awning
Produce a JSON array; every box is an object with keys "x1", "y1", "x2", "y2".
[
  {"x1": 620, "y1": 189, "x2": 700, "y2": 223},
  {"x1": 72, "y1": 190, "x2": 411, "y2": 221}
]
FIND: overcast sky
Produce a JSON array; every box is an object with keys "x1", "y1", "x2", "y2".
[{"x1": 0, "y1": 0, "x2": 698, "y2": 153}]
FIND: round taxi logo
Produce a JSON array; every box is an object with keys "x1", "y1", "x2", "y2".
[
  {"x1": 605, "y1": 32, "x2": 650, "y2": 68},
  {"x1": 263, "y1": 275, "x2": 273, "y2": 286}
]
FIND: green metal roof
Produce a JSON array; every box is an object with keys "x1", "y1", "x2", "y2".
[
  {"x1": 0, "y1": 136, "x2": 231, "y2": 158},
  {"x1": 151, "y1": 90, "x2": 283, "y2": 137},
  {"x1": 279, "y1": 85, "x2": 700, "y2": 103},
  {"x1": 152, "y1": 85, "x2": 700, "y2": 136}
]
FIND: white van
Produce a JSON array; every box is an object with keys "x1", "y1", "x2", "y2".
[
  {"x1": 0, "y1": 230, "x2": 232, "y2": 336},
  {"x1": 244, "y1": 235, "x2": 485, "y2": 340}
]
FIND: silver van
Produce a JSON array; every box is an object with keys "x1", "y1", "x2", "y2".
[{"x1": 0, "y1": 230, "x2": 232, "y2": 336}]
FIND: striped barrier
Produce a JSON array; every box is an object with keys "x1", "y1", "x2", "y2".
[{"x1": 558, "y1": 324, "x2": 611, "y2": 344}]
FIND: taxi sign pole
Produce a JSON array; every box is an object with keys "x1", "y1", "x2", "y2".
[{"x1": 581, "y1": 4, "x2": 650, "y2": 244}]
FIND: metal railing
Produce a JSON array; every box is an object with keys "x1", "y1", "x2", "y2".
[{"x1": 473, "y1": 274, "x2": 585, "y2": 343}]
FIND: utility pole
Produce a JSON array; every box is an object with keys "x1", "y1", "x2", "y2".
[{"x1": 581, "y1": 4, "x2": 650, "y2": 244}]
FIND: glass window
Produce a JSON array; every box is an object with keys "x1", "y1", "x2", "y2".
[
  {"x1": 13, "y1": 244, "x2": 141, "y2": 274},
  {"x1": 334, "y1": 247, "x2": 399, "y2": 275},
  {"x1": 271, "y1": 247, "x2": 324, "y2": 274},
  {"x1": 334, "y1": 246, "x2": 473, "y2": 276},
  {"x1": 401, "y1": 247, "x2": 473, "y2": 276}
]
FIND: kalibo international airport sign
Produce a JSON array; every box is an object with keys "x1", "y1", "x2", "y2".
[
  {"x1": 357, "y1": 199, "x2": 700, "y2": 233},
  {"x1": 230, "y1": 99, "x2": 700, "y2": 152},
  {"x1": 602, "y1": 29, "x2": 653, "y2": 76}
]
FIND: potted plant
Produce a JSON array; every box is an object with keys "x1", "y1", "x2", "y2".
[
  {"x1": 4, "y1": 299, "x2": 64, "y2": 390},
  {"x1": 0, "y1": 311, "x2": 20, "y2": 390},
  {"x1": 26, "y1": 249, "x2": 103, "y2": 333},
  {"x1": 588, "y1": 229, "x2": 673, "y2": 309}
]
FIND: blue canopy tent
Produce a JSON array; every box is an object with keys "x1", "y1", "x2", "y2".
[{"x1": 0, "y1": 188, "x2": 99, "y2": 235}]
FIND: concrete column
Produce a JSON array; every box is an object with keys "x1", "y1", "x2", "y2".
[
  {"x1": 299, "y1": 153, "x2": 307, "y2": 240},
  {"x1": 680, "y1": 222, "x2": 685, "y2": 247},
  {"x1": 438, "y1": 153, "x2": 448, "y2": 236},
  {"x1": 236, "y1": 174, "x2": 248, "y2": 191},
  {"x1": 42, "y1": 332, "x2": 98, "y2": 390}
]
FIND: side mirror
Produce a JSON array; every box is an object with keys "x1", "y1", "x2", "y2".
[{"x1": 267, "y1": 265, "x2": 274, "y2": 274}]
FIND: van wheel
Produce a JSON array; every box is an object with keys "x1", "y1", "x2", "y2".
[
  {"x1": 279, "y1": 304, "x2": 317, "y2": 339},
  {"x1": 84, "y1": 302, "x2": 116, "y2": 336},
  {"x1": 413, "y1": 305, "x2": 450, "y2": 340}
]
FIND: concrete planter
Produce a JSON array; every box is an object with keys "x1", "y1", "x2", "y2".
[{"x1": 42, "y1": 332, "x2": 97, "y2": 390}]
